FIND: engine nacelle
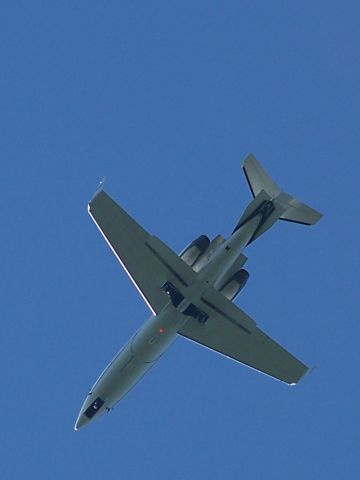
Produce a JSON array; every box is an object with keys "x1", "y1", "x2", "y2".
[
  {"x1": 180, "y1": 235, "x2": 210, "y2": 267},
  {"x1": 220, "y1": 269, "x2": 249, "y2": 300}
]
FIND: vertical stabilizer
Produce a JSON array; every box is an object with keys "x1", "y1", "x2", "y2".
[{"x1": 243, "y1": 154, "x2": 281, "y2": 198}]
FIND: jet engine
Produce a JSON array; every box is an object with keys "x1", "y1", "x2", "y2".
[
  {"x1": 220, "y1": 269, "x2": 249, "y2": 300},
  {"x1": 180, "y1": 235, "x2": 210, "y2": 267}
]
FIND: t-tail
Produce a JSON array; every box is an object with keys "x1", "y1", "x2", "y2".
[{"x1": 233, "y1": 154, "x2": 322, "y2": 244}]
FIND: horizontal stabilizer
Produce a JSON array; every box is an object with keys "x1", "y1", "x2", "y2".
[{"x1": 279, "y1": 194, "x2": 322, "y2": 225}]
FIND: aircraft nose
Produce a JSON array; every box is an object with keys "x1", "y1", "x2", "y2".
[
  {"x1": 74, "y1": 413, "x2": 90, "y2": 431},
  {"x1": 74, "y1": 396, "x2": 106, "y2": 431}
]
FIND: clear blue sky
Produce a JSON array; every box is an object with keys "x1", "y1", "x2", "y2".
[{"x1": 2, "y1": 1, "x2": 359, "y2": 479}]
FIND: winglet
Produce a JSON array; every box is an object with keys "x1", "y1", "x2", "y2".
[{"x1": 90, "y1": 177, "x2": 106, "y2": 203}]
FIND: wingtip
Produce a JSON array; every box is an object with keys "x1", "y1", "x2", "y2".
[
  {"x1": 98, "y1": 176, "x2": 106, "y2": 190},
  {"x1": 291, "y1": 365, "x2": 315, "y2": 386},
  {"x1": 89, "y1": 177, "x2": 107, "y2": 205}
]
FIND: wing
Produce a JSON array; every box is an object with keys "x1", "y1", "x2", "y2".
[
  {"x1": 179, "y1": 287, "x2": 308, "y2": 384},
  {"x1": 88, "y1": 190, "x2": 196, "y2": 314}
]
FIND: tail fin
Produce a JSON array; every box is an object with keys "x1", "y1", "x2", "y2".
[
  {"x1": 243, "y1": 154, "x2": 281, "y2": 199},
  {"x1": 243, "y1": 154, "x2": 322, "y2": 226}
]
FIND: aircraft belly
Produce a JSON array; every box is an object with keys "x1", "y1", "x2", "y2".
[
  {"x1": 131, "y1": 308, "x2": 183, "y2": 362},
  {"x1": 200, "y1": 216, "x2": 260, "y2": 285},
  {"x1": 91, "y1": 343, "x2": 152, "y2": 407},
  {"x1": 89, "y1": 308, "x2": 183, "y2": 409}
]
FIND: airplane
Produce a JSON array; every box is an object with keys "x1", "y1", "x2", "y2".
[{"x1": 74, "y1": 154, "x2": 322, "y2": 430}]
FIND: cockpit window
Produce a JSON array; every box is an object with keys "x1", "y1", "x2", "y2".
[{"x1": 84, "y1": 397, "x2": 105, "y2": 419}]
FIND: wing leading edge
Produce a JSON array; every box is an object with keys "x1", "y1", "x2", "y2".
[
  {"x1": 88, "y1": 190, "x2": 196, "y2": 314},
  {"x1": 179, "y1": 287, "x2": 308, "y2": 385}
]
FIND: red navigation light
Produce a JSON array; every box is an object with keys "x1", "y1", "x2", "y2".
[{"x1": 159, "y1": 327, "x2": 165, "y2": 334}]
